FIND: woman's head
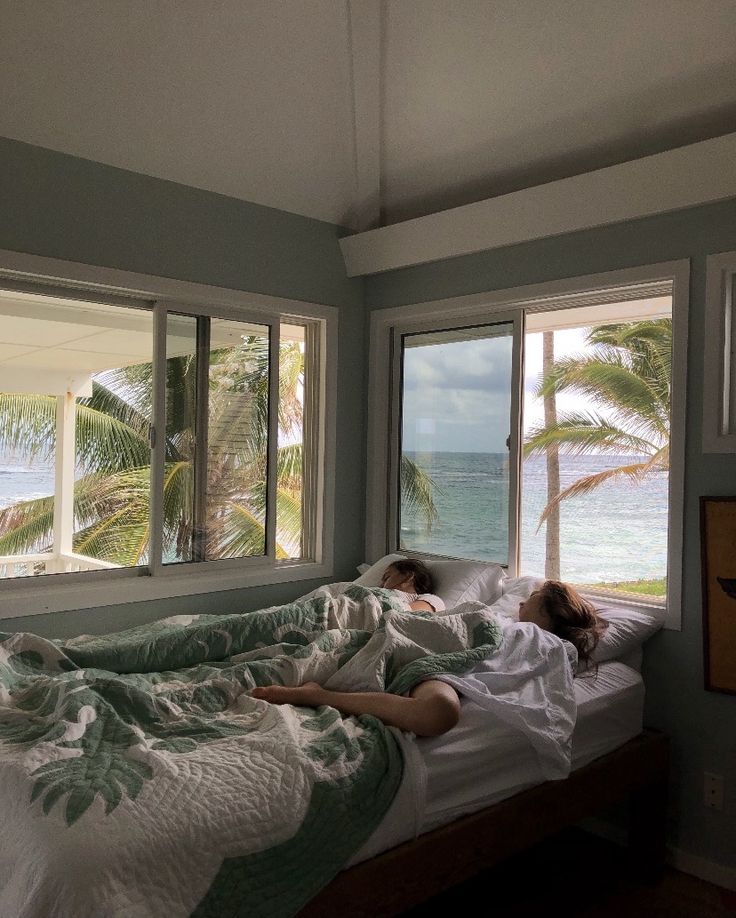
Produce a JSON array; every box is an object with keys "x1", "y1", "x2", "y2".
[
  {"x1": 518, "y1": 580, "x2": 606, "y2": 669},
  {"x1": 380, "y1": 559, "x2": 434, "y2": 595}
]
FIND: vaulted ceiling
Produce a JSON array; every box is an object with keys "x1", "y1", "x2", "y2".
[{"x1": 2, "y1": 0, "x2": 736, "y2": 230}]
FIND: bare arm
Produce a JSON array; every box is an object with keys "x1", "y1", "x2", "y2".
[
  {"x1": 409, "y1": 600, "x2": 435, "y2": 612},
  {"x1": 251, "y1": 679, "x2": 461, "y2": 737}
]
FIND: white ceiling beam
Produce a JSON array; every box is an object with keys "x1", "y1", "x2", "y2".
[
  {"x1": 345, "y1": 0, "x2": 383, "y2": 232},
  {"x1": 0, "y1": 369, "x2": 93, "y2": 397},
  {"x1": 340, "y1": 133, "x2": 736, "y2": 276}
]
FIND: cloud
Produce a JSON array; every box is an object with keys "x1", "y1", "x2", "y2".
[
  {"x1": 401, "y1": 337, "x2": 515, "y2": 452},
  {"x1": 403, "y1": 339, "x2": 512, "y2": 393}
]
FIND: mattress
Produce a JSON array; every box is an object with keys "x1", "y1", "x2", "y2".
[{"x1": 349, "y1": 659, "x2": 644, "y2": 866}]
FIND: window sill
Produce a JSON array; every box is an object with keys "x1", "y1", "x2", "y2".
[
  {"x1": 579, "y1": 587, "x2": 678, "y2": 631},
  {"x1": 0, "y1": 560, "x2": 333, "y2": 622}
]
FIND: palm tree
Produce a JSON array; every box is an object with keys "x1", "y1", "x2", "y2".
[
  {"x1": 0, "y1": 336, "x2": 306, "y2": 566},
  {"x1": 0, "y1": 335, "x2": 439, "y2": 567},
  {"x1": 524, "y1": 319, "x2": 671, "y2": 529},
  {"x1": 541, "y1": 330, "x2": 561, "y2": 579}
]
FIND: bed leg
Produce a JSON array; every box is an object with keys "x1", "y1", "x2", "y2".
[{"x1": 628, "y1": 780, "x2": 668, "y2": 884}]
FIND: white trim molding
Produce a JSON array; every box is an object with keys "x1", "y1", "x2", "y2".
[
  {"x1": 582, "y1": 816, "x2": 736, "y2": 892},
  {"x1": 367, "y1": 260, "x2": 689, "y2": 630},
  {"x1": 669, "y1": 846, "x2": 736, "y2": 893},
  {"x1": 341, "y1": 133, "x2": 736, "y2": 276},
  {"x1": 0, "y1": 249, "x2": 339, "y2": 619},
  {"x1": 703, "y1": 250, "x2": 736, "y2": 452}
]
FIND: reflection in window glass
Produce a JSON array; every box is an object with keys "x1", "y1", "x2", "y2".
[
  {"x1": 276, "y1": 324, "x2": 305, "y2": 559},
  {"x1": 205, "y1": 319, "x2": 269, "y2": 560},
  {"x1": 399, "y1": 323, "x2": 513, "y2": 563},
  {"x1": 163, "y1": 317, "x2": 309, "y2": 565},
  {"x1": 163, "y1": 313, "x2": 197, "y2": 564}
]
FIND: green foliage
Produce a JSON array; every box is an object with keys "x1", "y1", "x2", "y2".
[
  {"x1": 525, "y1": 319, "x2": 672, "y2": 525},
  {"x1": 0, "y1": 337, "x2": 307, "y2": 565},
  {"x1": 400, "y1": 454, "x2": 440, "y2": 531}
]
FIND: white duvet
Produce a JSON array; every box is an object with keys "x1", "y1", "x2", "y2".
[{"x1": 302, "y1": 583, "x2": 579, "y2": 780}]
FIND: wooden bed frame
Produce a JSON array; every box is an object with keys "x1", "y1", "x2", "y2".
[{"x1": 299, "y1": 730, "x2": 669, "y2": 917}]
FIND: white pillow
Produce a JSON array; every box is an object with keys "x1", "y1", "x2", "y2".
[
  {"x1": 497, "y1": 575, "x2": 665, "y2": 663},
  {"x1": 496, "y1": 575, "x2": 545, "y2": 619},
  {"x1": 354, "y1": 554, "x2": 507, "y2": 609},
  {"x1": 590, "y1": 604, "x2": 664, "y2": 663},
  {"x1": 353, "y1": 554, "x2": 407, "y2": 587}
]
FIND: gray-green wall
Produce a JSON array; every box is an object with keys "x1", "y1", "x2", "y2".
[
  {"x1": 0, "y1": 137, "x2": 365, "y2": 637},
  {"x1": 366, "y1": 199, "x2": 736, "y2": 872}
]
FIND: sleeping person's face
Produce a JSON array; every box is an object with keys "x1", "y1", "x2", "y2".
[
  {"x1": 380, "y1": 565, "x2": 415, "y2": 592},
  {"x1": 518, "y1": 590, "x2": 553, "y2": 631}
]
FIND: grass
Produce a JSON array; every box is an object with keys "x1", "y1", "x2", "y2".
[{"x1": 590, "y1": 578, "x2": 667, "y2": 597}]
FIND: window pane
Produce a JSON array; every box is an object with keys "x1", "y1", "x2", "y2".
[
  {"x1": 163, "y1": 313, "x2": 197, "y2": 564},
  {"x1": 0, "y1": 289, "x2": 152, "y2": 578},
  {"x1": 399, "y1": 323, "x2": 514, "y2": 562},
  {"x1": 521, "y1": 303, "x2": 672, "y2": 603},
  {"x1": 277, "y1": 324, "x2": 305, "y2": 559},
  {"x1": 204, "y1": 318, "x2": 270, "y2": 561}
]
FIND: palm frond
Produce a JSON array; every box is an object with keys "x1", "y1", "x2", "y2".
[
  {"x1": 273, "y1": 490, "x2": 303, "y2": 558},
  {"x1": 400, "y1": 455, "x2": 440, "y2": 530},
  {"x1": 237, "y1": 481, "x2": 302, "y2": 556},
  {"x1": 536, "y1": 459, "x2": 666, "y2": 527},
  {"x1": 213, "y1": 502, "x2": 266, "y2": 559},
  {"x1": 80, "y1": 379, "x2": 150, "y2": 439},
  {"x1": 0, "y1": 393, "x2": 56, "y2": 462},
  {"x1": 72, "y1": 469, "x2": 150, "y2": 565},
  {"x1": 74, "y1": 508, "x2": 150, "y2": 566},
  {"x1": 277, "y1": 443, "x2": 302, "y2": 493},
  {"x1": 524, "y1": 411, "x2": 661, "y2": 458},
  {"x1": 162, "y1": 461, "x2": 193, "y2": 529},
  {"x1": 537, "y1": 355, "x2": 668, "y2": 443},
  {"x1": 75, "y1": 404, "x2": 150, "y2": 473},
  {"x1": 93, "y1": 363, "x2": 154, "y2": 418},
  {"x1": 0, "y1": 496, "x2": 54, "y2": 554}
]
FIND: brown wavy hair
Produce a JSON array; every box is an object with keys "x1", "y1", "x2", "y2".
[
  {"x1": 538, "y1": 580, "x2": 608, "y2": 672},
  {"x1": 389, "y1": 559, "x2": 435, "y2": 595}
]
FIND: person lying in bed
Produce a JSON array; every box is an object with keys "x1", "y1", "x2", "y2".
[
  {"x1": 252, "y1": 580, "x2": 604, "y2": 738},
  {"x1": 378, "y1": 558, "x2": 445, "y2": 613}
]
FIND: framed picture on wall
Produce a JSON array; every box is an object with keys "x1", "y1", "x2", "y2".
[{"x1": 700, "y1": 496, "x2": 736, "y2": 694}]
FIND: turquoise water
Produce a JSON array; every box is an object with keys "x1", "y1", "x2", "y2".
[{"x1": 401, "y1": 452, "x2": 668, "y2": 583}]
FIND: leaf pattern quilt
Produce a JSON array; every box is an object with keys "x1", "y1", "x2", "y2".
[{"x1": 0, "y1": 585, "x2": 502, "y2": 918}]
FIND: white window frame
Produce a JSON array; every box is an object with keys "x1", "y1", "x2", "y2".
[
  {"x1": 0, "y1": 249, "x2": 337, "y2": 620},
  {"x1": 703, "y1": 250, "x2": 736, "y2": 452},
  {"x1": 367, "y1": 260, "x2": 689, "y2": 629}
]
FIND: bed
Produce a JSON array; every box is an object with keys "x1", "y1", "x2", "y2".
[
  {"x1": 0, "y1": 559, "x2": 667, "y2": 918},
  {"x1": 299, "y1": 556, "x2": 669, "y2": 917},
  {"x1": 299, "y1": 730, "x2": 669, "y2": 918}
]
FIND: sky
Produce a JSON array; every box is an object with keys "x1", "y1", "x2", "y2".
[{"x1": 402, "y1": 326, "x2": 589, "y2": 453}]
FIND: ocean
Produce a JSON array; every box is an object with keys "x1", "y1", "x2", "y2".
[
  {"x1": 0, "y1": 452, "x2": 668, "y2": 584},
  {"x1": 401, "y1": 451, "x2": 668, "y2": 583},
  {"x1": 0, "y1": 456, "x2": 55, "y2": 510}
]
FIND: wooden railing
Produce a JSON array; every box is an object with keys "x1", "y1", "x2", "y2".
[{"x1": 0, "y1": 552, "x2": 119, "y2": 579}]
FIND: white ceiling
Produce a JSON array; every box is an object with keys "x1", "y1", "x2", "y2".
[
  {"x1": 1, "y1": 0, "x2": 736, "y2": 229},
  {"x1": 0, "y1": 289, "x2": 306, "y2": 387}
]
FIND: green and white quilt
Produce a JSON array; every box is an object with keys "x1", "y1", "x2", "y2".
[{"x1": 0, "y1": 585, "x2": 502, "y2": 918}]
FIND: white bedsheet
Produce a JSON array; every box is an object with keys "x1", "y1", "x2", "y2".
[{"x1": 349, "y1": 659, "x2": 643, "y2": 866}]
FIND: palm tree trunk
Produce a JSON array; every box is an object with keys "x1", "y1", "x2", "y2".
[{"x1": 543, "y1": 331, "x2": 561, "y2": 579}]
